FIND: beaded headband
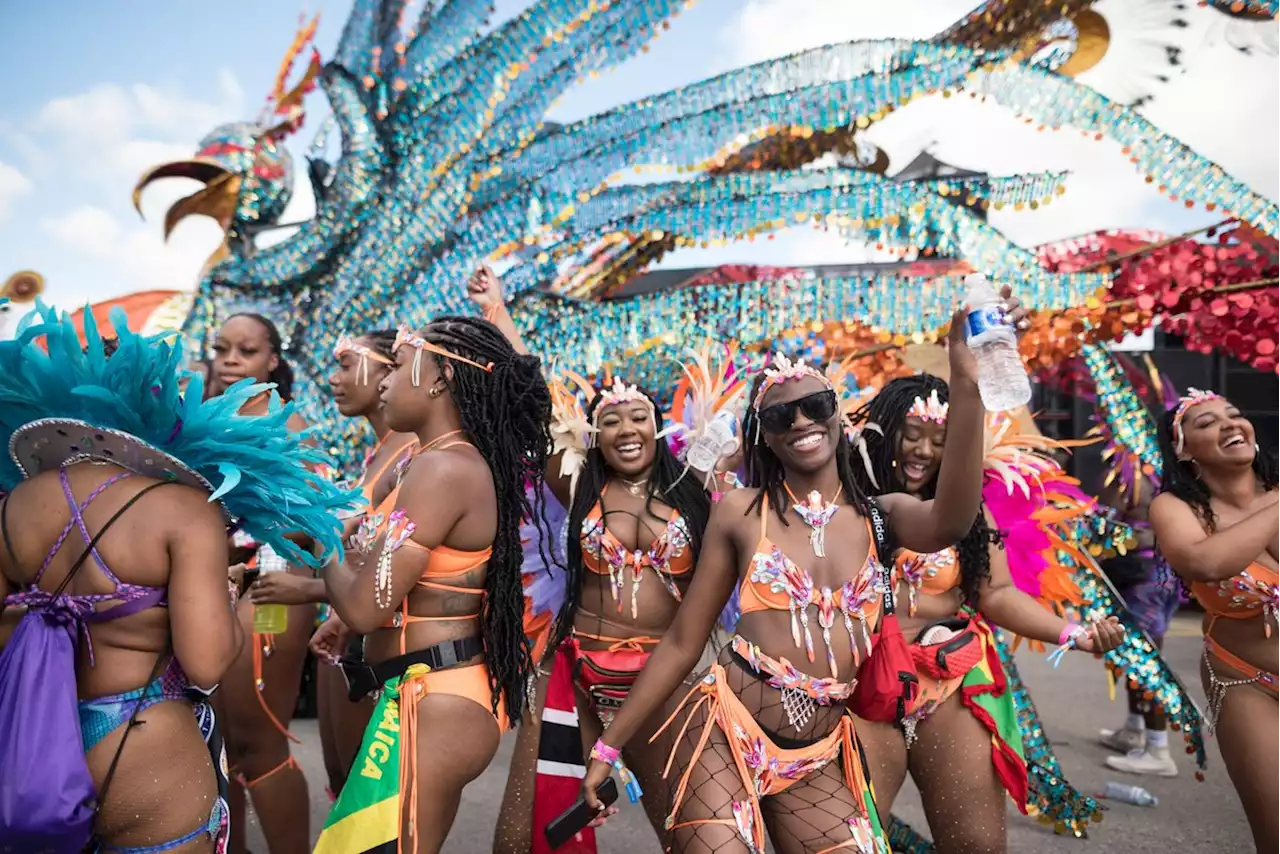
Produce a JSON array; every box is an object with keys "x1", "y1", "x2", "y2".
[
  {"x1": 393, "y1": 325, "x2": 495, "y2": 387},
  {"x1": 752, "y1": 354, "x2": 832, "y2": 410},
  {"x1": 1172, "y1": 388, "x2": 1224, "y2": 455},
  {"x1": 334, "y1": 334, "x2": 393, "y2": 385},
  {"x1": 907, "y1": 390, "x2": 949, "y2": 424},
  {"x1": 591, "y1": 377, "x2": 656, "y2": 435}
]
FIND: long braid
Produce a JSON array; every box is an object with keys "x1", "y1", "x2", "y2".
[
  {"x1": 848, "y1": 374, "x2": 998, "y2": 606},
  {"x1": 553, "y1": 388, "x2": 710, "y2": 649},
  {"x1": 422, "y1": 316, "x2": 553, "y2": 725},
  {"x1": 739, "y1": 371, "x2": 873, "y2": 527}
]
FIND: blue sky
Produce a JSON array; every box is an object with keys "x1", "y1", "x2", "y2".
[{"x1": 1, "y1": 1, "x2": 1275, "y2": 314}]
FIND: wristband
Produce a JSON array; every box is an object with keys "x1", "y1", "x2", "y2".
[
  {"x1": 1057, "y1": 623, "x2": 1084, "y2": 647},
  {"x1": 1047, "y1": 623, "x2": 1087, "y2": 669},
  {"x1": 590, "y1": 738, "x2": 621, "y2": 766}
]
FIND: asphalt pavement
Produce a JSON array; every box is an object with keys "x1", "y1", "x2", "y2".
[{"x1": 247, "y1": 613, "x2": 1253, "y2": 853}]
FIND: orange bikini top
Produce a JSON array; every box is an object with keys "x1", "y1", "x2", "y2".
[
  {"x1": 580, "y1": 486, "x2": 693, "y2": 619},
  {"x1": 893, "y1": 547, "x2": 961, "y2": 616},
  {"x1": 366, "y1": 437, "x2": 492, "y2": 653},
  {"x1": 738, "y1": 494, "x2": 881, "y2": 678},
  {"x1": 1191, "y1": 561, "x2": 1279, "y2": 629}
]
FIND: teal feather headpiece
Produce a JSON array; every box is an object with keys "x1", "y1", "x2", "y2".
[{"x1": 0, "y1": 301, "x2": 356, "y2": 566}]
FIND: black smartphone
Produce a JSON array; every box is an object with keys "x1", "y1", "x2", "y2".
[{"x1": 543, "y1": 777, "x2": 619, "y2": 851}]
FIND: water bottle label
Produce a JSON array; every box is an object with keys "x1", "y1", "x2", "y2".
[{"x1": 965, "y1": 305, "x2": 1007, "y2": 340}]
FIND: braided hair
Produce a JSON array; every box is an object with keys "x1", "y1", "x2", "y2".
[
  {"x1": 421, "y1": 315, "x2": 554, "y2": 724},
  {"x1": 848, "y1": 374, "x2": 998, "y2": 607},
  {"x1": 229, "y1": 312, "x2": 295, "y2": 401},
  {"x1": 553, "y1": 388, "x2": 711, "y2": 648},
  {"x1": 1156, "y1": 404, "x2": 1278, "y2": 532},
  {"x1": 739, "y1": 371, "x2": 875, "y2": 527}
]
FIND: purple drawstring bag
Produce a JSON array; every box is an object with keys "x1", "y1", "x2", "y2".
[
  {"x1": 0, "y1": 480, "x2": 168, "y2": 853},
  {"x1": 0, "y1": 606, "x2": 97, "y2": 854}
]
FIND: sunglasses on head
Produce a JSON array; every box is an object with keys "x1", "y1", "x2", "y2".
[{"x1": 757, "y1": 390, "x2": 838, "y2": 434}]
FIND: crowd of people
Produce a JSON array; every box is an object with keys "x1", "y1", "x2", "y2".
[{"x1": 0, "y1": 267, "x2": 1273, "y2": 854}]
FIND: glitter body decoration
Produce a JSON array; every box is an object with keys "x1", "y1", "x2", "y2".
[{"x1": 133, "y1": 0, "x2": 1277, "y2": 473}]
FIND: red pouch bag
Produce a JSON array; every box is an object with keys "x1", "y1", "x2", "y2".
[{"x1": 849, "y1": 501, "x2": 919, "y2": 724}]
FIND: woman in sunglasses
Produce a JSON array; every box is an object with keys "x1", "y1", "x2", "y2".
[
  {"x1": 469, "y1": 266, "x2": 722, "y2": 853},
  {"x1": 847, "y1": 373, "x2": 1123, "y2": 853},
  {"x1": 580, "y1": 306, "x2": 1003, "y2": 854}
]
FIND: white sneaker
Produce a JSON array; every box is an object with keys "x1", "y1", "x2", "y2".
[
  {"x1": 1105, "y1": 747, "x2": 1178, "y2": 778},
  {"x1": 1098, "y1": 726, "x2": 1144, "y2": 753}
]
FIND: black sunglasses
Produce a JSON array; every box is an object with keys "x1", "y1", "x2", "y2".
[{"x1": 757, "y1": 390, "x2": 839, "y2": 434}]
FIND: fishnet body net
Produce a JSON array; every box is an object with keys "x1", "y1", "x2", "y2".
[{"x1": 663, "y1": 651, "x2": 876, "y2": 854}]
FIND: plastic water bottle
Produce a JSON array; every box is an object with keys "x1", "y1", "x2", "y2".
[
  {"x1": 961, "y1": 273, "x2": 1031, "y2": 412},
  {"x1": 686, "y1": 410, "x2": 740, "y2": 473},
  {"x1": 252, "y1": 544, "x2": 289, "y2": 635},
  {"x1": 1101, "y1": 781, "x2": 1159, "y2": 807}
]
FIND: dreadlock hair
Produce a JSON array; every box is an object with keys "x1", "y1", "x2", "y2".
[
  {"x1": 847, "y1": 373, "x2": 998, "y2": 607},
  {"x1": 1156, "y1": 404, "x2": 1278, "y2": 533},
  {"x1": 739, "y1": 371, "x2": 875, "y2": 532},
  {"x1": 421, "y1": 315, "x2": 554, "y2": 725},
  {"x1": 228, "y1": 312, "x2": 295, "y2": 401},
  {"x1": 552, "y1": 387, "x2": 711, "y2": 649}
]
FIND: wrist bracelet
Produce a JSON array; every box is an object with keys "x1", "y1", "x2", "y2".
[
  {"x1": 590, "y1": 738, "x2": 621, "y2": 766},
  {"x1": 1057, "y1": 623, "x2": 1085, "y2": 647}
]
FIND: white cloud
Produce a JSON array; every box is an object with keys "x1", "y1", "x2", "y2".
[
  {"x1": 4, "y1": 70, "x2": 254, "y2": 304},
  {"x1": 20, "y1": 71, "x2": 245, "y2": 190},
  {"x1": 0, "y1": 161, "x2": 32, "y2": 222},
  {"x1": 716, "y1": 0, "x2": 1278, "y2": 254}
]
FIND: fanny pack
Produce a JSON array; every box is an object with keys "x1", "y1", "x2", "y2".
[
  {"x1": 910, "y1": 616, "x2": 983, "y2": 681},
  {"x1": 570, "y1": 642, "x2": 648, "y2": 713}
]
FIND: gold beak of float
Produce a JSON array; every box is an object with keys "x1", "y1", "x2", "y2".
[{"x1": 132, "y1": 158, "x2": 243, "y2": 270}]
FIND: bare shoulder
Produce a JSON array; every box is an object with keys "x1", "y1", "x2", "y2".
[
  {"x1": 286, "y1": 411, "x2": 311, "y2": 437},
  {"x1": 157, "y1": 482, "x2": 226, "y2": 526},
  {"x1": 714, "y1": 486, "x2": 756, "y2": 518},
  {"x1": 1149, "y1": 491, "x2": 1186, "y2": 518},
  {"x1": 400, "y1": 443, "x2": 487, "y2": 499}
]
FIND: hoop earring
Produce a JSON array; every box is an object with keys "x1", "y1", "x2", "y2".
[{"x1": 1190, "y1": 459, "x2": 1202, "y2": 480}]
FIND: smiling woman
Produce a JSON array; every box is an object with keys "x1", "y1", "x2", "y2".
[
  {"x1": 1150, "y1": 390, "x2": 1279, "y2": 852},
  {"x1": 578, "y1": 307, "x2": 996, "y2": 854}
]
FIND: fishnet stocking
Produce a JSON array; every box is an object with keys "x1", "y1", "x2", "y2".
[
  {"x1": 661, "y1": 656, "x2": 881, "y2": 853},
  {"x1": 762, "y1": 757, "x2": 874, "y2": 853}
]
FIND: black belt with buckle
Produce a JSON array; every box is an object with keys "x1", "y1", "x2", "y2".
[{"x1": 339, "y1": 636, "x2": 485, "y2": 701}]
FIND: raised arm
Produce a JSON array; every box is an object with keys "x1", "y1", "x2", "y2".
[
  {"x1": 580, "y1": 490, "x2": 746, "y2": 807},
  {"x1": 880, "y1": 308, "x2": 987, "y2": 552},
  {"x1": 468, "y1": 264, "x2": 531, "y2": 356},
  {"x1": 467, "y1": 265, "x2": 577, "y2": 505},
  {"x1": 168, "y1": 488, "x2": 245, "y2": 689},
  {"x1": 1150, "y1": 490, "x2": 1279, "y2": 583},
  {"x1": 324, "y1": 450, "x2": 468, "y2": 634}
]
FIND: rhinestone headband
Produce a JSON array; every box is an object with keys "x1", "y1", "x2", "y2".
[
  {"x1": 1172, "y1": 388, "x2": 1224, "y2": 454},
  {"x1": 334, "y1": 334, "x2": 393, "y2": 385},
  {"x1": 752, "y1": 354, "x2": 832, "y2": 410},
  {"x1": 907, "y1": 390, "x2": 949, "y2": 424}
]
